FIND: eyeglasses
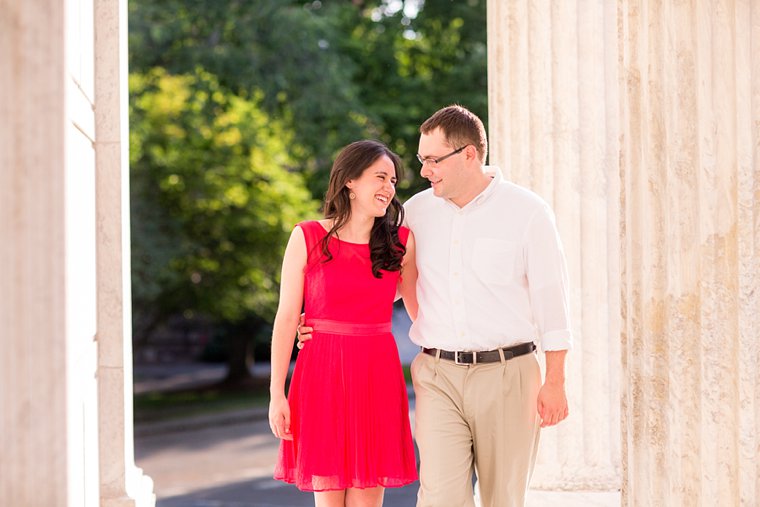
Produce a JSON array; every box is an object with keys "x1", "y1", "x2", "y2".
[{"x1": 416, "y1": 145, "x2": 467, "y2": 167}]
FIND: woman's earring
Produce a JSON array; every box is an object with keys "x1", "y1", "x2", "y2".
[{"x1": 349, "y1": 192, "x2": 356, "y2": 199}]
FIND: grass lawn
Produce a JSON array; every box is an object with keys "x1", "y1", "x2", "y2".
[
  {"x1": 135, "y1": 366, "x2": 414, "y2": 424},
  {"x1": 134, "y1": 382, "x2": 270, "y2": 424}
]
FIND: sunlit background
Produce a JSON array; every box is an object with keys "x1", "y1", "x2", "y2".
[
  {"x1": 130, "y1": 1, "x2": 486, "y2": 504},
  {"x1": 9, "y1": 0, "x2": 753, "y2": 504}
]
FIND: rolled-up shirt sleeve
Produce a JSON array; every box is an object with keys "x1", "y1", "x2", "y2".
[{"x1": 524, "y1": 205, "x2": 573, "y2": 351}]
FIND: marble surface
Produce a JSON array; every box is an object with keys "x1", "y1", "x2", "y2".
[{"x1": 487, "y1": 0, "x2": 622, "y2": 491}]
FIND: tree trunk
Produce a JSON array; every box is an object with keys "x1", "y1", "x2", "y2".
[
  {"x1": 221, "y1": 317, "x2": 267, "y2": 388},
  {"x1": 223, "y1": 330, "x2": 254, "y2": 385}
]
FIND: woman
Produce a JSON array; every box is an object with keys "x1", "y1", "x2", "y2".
[{"x1": 268, "y1": 140, "x2": 418, "y2": 507}]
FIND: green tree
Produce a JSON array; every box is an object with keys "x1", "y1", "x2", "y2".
[
  {"x1": 130, "y1": 68, "x2": 318, "y2": 383},
  {"x1": 128, "y1": 0, "x2": 488, "y2": 199},
  {"x1": 128, "y1": 0, "x2": 374, "y2": 197},
  {"x1": 127, "y1": 1, "x2": 489, "y2": 379},
  {"x1": 329, "y1": 0, "x2": 488, "y2": 197}
]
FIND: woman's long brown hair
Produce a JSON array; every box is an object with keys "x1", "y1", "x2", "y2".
[{"x1": 320, "y1": 140, "x2": 405, "y2": 278}]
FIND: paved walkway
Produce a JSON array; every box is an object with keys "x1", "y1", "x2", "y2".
[
  {"x1": 134, "y1": 309, "x2": 620, "y2": 506},
  {"x1": 134, "y1": 368, "x2": 619, "y2": 506},
  {"x1": 135, "y1": 406, "x2": 619, "y2": 506}
]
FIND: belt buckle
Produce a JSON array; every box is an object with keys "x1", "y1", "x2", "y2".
[{"x1": 454, "y1": 351, "x2": 475, "y2": 365}]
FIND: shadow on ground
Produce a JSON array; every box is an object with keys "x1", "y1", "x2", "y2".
[{"x1": 157, "y1": 476, "x2": 419, "y2": 507}]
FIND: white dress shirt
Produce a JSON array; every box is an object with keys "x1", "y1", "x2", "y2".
[{"x1": 404, "y1": 167, "x2": 572, "y2": 352}]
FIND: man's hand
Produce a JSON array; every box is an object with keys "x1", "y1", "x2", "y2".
[
  {"x1": 296, "y1": 313, "x2": 313, "y2": 349},
  {"x1": 537, "y1": 381, "x2": 568, "y2": 427},
  {"x1": 537, "y1": 349, "x2": 568, "y2": 427}
]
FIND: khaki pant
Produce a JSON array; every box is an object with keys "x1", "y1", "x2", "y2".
[{"x1": 411, "y1": 350, "x2": 541, "y2": 507}]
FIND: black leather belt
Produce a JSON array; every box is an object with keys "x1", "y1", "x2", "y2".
[{"x1": 422, "y1": 342, "x2": 536, "y2": 365}]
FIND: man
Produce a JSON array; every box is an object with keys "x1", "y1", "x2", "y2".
[
  {"x1": 405, "y1": 104, "x2": 570, "y2": 507},
  {"x1": 299, "y1": 105, "x2": 571, "y2": 506}
]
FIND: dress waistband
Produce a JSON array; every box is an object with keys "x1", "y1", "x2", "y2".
[{"x1": 308, "y1": 318, "x2": 392, "y2": 335}]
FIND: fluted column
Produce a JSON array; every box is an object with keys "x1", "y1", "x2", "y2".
[
  {"x1": 487, "y1": 0, "x2": 622, "y2": 489},
  {"x1": 95, "y1": 0, "x2": 155, "y2": 506},
  {"x1": 619, "y1": 0, "x2": 760, "y2": 505}
]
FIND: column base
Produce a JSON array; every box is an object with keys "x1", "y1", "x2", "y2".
[
  {"x1": 101, "y1": 466, "x2": 155, "y2": 507},
  {"x1": 531, "y1": 464, "x2": 621, "y2": 491}
]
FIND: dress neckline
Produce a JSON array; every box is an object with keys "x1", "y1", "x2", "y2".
[{"x1": 316, "y1": 221, "x2": 369, "y2": 246}]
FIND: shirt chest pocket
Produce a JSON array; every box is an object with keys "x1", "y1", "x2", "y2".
[{"x1": 471, "y1": 238, "x2": 518, "y2": 285}]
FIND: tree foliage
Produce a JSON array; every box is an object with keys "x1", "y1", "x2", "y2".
[
  {"x1": 330, "y1": 0, "x2": 488, "y2": 194},
  {"x1": 130, "y1": 68, "x2": 317, "y2": 343},
  {"x1": 127, "y1": 1, "x2": 487, "y2": 370},
  {"x1": 129, "y1": 0, "x2": 370, "y2": 197},
  {"x1": 128, "y1": 0, "x2": 487, "y2": 198}
]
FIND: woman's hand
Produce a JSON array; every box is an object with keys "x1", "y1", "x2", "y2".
[{"x1": 268, "y1": 393, "x2": 293, "y2": 440}]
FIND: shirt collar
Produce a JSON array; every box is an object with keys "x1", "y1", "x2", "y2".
[
  {"x1": 445, "y1": 165, "x2": 503, "y2": 211},
  {"x1": 477, "y1": 166, "x2": 502, "y2": 203}
]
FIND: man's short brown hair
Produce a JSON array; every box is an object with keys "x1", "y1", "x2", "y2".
[{"x1": 420, "y1": 105, "x2": 488, "y2": 163}]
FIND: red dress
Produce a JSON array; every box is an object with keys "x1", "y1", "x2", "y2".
[{"x1": 274, "y1": 220, "x2": 417, "y2": 491}]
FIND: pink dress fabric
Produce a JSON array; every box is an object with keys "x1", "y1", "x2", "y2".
[{"x1": 273, "y1": 220, "x2": 418, "y2": 491}]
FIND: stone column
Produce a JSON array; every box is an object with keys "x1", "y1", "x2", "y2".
[
  {"x1": 487, "y1": 0, "x2": 622, "y2": 489},
  {"x1": 619, "y1": 0, "x2": 759, "y2": 504},
  {"x1": 95, "y1": 0, "x2": 155, "y2": 506},
  {"x1": 1, "y1": 0, "x2": 101, "y2": 504}
]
